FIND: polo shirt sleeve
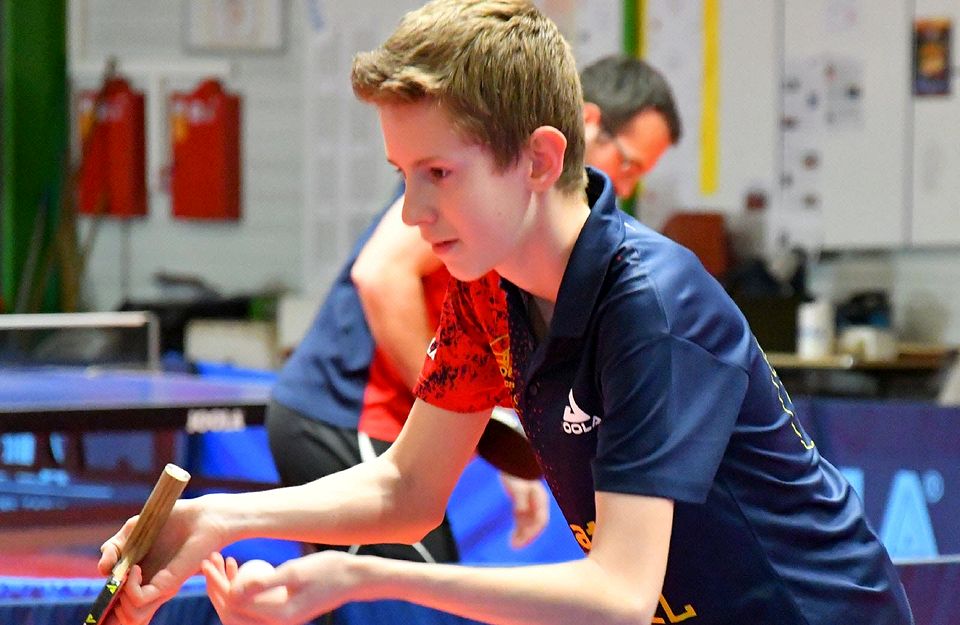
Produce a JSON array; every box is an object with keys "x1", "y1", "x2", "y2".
[
  {"x1": 592, "y1": 290, "x2": 749, "y2": 504},
  {"x1": 414, "y1": 277, "x2": 511, "y2": 413}
]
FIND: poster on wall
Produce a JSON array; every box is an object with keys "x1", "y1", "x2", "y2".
[
  {"x1": 777, "y1": 53, "x2": 866, "y2": 254},
  {"x1": 185, "y1": 0, "x2": 285, "y2": 52},
  {"x1": 778, "y1": 58, "x2": 825, "y2": 252},
  {"x1": 913, "y1": 18, "x2": 952, "y2": 96}
]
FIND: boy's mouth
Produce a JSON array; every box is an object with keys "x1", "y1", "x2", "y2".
[
  {"x1": 423, "y1": 236, "x2": 457, "y2": 256},
  {"x1": 430, "y1": 239, "x2": 457, "y2": 255}
]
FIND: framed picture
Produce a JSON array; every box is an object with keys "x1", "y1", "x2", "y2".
[
  {"x1": 913, "y1": 18, "x2": 952, "y2": 96},
  {"x1": 184, "y1": 0, "x2": 285, "y2": 53}
]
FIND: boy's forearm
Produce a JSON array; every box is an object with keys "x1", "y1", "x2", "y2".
[
  {"x1": 202, "y1": 455, "x2": 433, "y2": 547},
  {"x1": 353, "y1": 555, "x2": 658, "y2": 625}
]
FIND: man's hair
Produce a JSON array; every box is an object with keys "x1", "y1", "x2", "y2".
[
  {"x1": 580, "y1": 55, "x2": 682, "y2": 144},
  {"x1": 351, "y1": 0, "x2": 586, "y2": 195}
]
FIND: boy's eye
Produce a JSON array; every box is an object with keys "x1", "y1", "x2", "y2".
[{"x1": 429, "y1": 167, "x2": 450, "y2": 181}]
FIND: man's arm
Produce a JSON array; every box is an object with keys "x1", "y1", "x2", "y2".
[
  {"x1": 351, "y1": 196, "x2": 550, "y2": 546},
  {"x1": 99, "y1": 399, "x2": 490, "y2": 625},
  {"x1": 351, "y1": 194, "x2": 443, "y2": 388},
  {"x1": 499, "y1": 471, "x2": 550, "y2": 548},
  {"x1": 204, "y1": 489, "x2": 673, "y2": 625}
]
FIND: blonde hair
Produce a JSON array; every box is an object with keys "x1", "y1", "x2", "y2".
[{"x1": 351, "y1": 0, "x2": 586, "y2": 195}]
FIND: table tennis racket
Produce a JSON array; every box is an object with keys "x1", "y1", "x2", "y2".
[
  {"x1": 82, "y1": 463, "x2": 191, "y2": 625},
  {"x1": 476, "y1": 407, "x2": 542, "y2": 480}
]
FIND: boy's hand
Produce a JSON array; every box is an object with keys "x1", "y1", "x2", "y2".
[
  {"x1": 97, "y1": 497, "x2": 224, "y2": 625},
  {"x1": 202, "y1": 550, "x2": 358, "y2": 625},
  {"x1": 499, "y1": 473, "x2": 549, "y2": 548}
]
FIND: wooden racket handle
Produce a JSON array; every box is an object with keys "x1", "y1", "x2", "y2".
[{"x1": 113, "y1": 463, "x2": 191, "y2": 578}]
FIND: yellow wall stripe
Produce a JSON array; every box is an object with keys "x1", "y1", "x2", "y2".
[
  {"x1": 634, "y1": 0, "x2": 647, "y2": 210},
  {"x1": 700, "y1": 0, "x2": 720, "y2": 195}
]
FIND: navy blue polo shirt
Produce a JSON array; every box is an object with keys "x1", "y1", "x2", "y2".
[{"x1": 416, "y1": 169, "x2": 913, "y2": 624}]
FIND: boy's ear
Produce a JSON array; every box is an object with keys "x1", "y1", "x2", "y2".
[
  {"x1": 583, "y1": 102, "x2": 603, "y2": 145},
  {"x1": 526, "y1": 126, "x2": 567, "y2": 192}
]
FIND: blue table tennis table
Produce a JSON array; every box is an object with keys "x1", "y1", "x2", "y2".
[
  {"x1": 0, "y1": 366, "x2": 271, "y2": 433},
  {"x1": 0, "y1": 366, "x2": 274, "y2": 529}
]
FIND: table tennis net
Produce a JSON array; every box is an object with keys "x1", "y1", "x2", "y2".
[{"x1": 0, "y1": 311, "x2": 160, "y2": 370}]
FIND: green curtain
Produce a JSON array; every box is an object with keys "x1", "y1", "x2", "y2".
[
  {"x1": 1, "y1": 0, "x2": 67, "y2": 312},
  {"x1": 623, "y1": 0, "x2": 641, "y2": 57},
  {"x1": 619, "y1": 0, "x2": 643, "y2": 217}
]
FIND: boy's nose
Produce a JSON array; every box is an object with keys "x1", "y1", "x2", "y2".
[{"x1": 401, "y1": 186, "x2": 432, "y2": 226}]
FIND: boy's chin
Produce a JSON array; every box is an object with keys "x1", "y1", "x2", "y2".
[{"x1": 444, "y1": 263, "x2": 492, "y2": 283}]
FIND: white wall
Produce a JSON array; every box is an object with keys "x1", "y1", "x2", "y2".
[
  {"x1": 641, "y1": 0, "x2": 780, "y2": 243},
  {"x1": 789, "y1": 0, "x2": 960, "y2": 346},
  {"x1": 70, "y1": 0, "x2": 625, "y2": 309},
  {"x1": 69, "y1": 0, "x2": 960, "y2": 347},
  {"x1": 641, "y1": 0, "x2": 960, "y2": 347},
  {"x1": 72, "y1": 0, "x2": 309, "y2": 309}
]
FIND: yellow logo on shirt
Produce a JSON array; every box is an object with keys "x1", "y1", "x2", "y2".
[
  {"x1": 490, "y1": 334, "x2": 514, "y2": 392},
  {"x1": 653, "y1": 596, "x2": 698, "y2": 623},
  {"x1": 571, "y1": 520, "x2": 698, "y2": 622}
]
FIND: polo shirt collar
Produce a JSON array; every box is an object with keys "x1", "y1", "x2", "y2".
[{"x1": 550, "y1": 167, "x2": 624, "y2": 338}]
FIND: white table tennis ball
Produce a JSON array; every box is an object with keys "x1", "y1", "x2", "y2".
[
  {"x1": 236, "y1": 559, "x2": 288, "y2": 602},
  {"x1": 238, "y1": 559, "x2": 275, "y2": 578}
]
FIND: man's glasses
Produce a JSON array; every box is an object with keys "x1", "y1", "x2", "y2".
[{"x1": 601, "y1": 130, "x2": 647, "y2": 177}]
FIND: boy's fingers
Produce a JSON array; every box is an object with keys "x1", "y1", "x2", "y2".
[
  {"x1": 124, "y1": 565, "x2": 154, "y2": 607},
  {"x1": 97, "y1": 545, "x2": 119, "y2": 574},
  {"x1": 131, "y1": 565, "x2": 166, "y2": 604},
  {"x1": 207, "y1": 551, "x2": 226, "y2": 572},
  {"x1": 98, "y1": 515, "x2": 139, "y2": 573},
  {"x1": 201, "y1": 558, "x2": 230, "y2": 596},
  {"x1": 114, "y1": 596, "x2": 156, "y2": 625},
  {"x1": 225, "y1": 556, "x2": 240, "y2": 580},
  {"x1": 111, "y1": 564, "x2": 171, "y2": 625}
]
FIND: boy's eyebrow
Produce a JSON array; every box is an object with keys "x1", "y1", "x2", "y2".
[{"x1": 386, "y1": 155, "x2": 447, "y2": 170}]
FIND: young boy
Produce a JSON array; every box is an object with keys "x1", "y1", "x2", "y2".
[
  {"x1": 264, "y1": 52, "x2": 679, "y2": 566},
  {"x1": 100, "y1": 2, "x2": 913, "y2": 624}
]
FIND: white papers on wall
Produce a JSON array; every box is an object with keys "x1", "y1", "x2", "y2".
[{"x1": 776, "y1": 54, "x2": 865, "y2": 255}]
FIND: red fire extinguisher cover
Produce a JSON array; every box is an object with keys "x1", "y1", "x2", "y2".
[{"x1": 170, "y1": 79, "x2": 242, "y2": 220}]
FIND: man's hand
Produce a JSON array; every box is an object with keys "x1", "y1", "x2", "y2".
[{"x1": 498, "y1": 473, "x2": 549, "y2": 548}]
